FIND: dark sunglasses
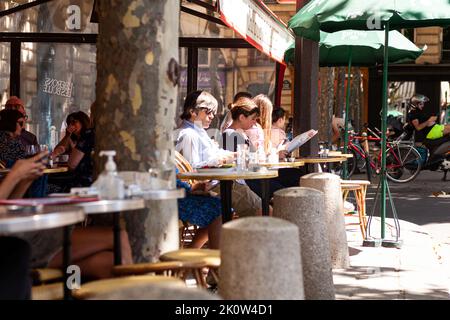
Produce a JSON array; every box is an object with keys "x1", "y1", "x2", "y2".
[{"x1": 196, "y1": 107, "x2": 215, "y2": 116}]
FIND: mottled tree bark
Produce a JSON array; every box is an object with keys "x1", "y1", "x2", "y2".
[
  {"x1": 318, "y1": 68, "x2": 335, "y2": 143},
  {"x1": 350, "y1": 67, "x2": 362, "y2": 133},
  {"x1": 335, "y1": 67, "x2": 346, "y2": 118},
  {"x1": 94, "y1": 0, "x2": 180, "y2": 262}
]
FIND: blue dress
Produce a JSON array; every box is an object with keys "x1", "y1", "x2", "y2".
[{"x1": 176, "y1": 171, "x2": 221, "y2": 228}]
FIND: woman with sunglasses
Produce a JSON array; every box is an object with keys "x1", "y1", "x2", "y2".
[{"x1": 0, "y1": 109, "x2": 27, "y2": 167}]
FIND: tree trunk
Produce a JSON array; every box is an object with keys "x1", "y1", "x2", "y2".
[
  {"x1": 350, "y1": 67, "x2": 362, "y2": 133},
  {"x1": 318, "y1": 67, "x2": 335, "y2": 143},
  {"x1": 335, "y1": 67, "x2": 346, "y2": 118},
  {"x1": 94, "y1": 0, "x2": 180, "y2": 262}
]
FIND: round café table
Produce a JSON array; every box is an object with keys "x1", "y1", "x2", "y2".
[
  {"x1": 0, "y1": 205, "x2": 85, "y2": 300},
  {"x1": 177, "y1": 170, "x2": 278, "y2": 222},
  {"x1": 298, "y1": 156, "x2": 348, "y2": 173},
  {"x1": 72, "y1": 189, "x2": 185, "y2": 266},
  {"x1": 259, "y1": 160, "x2": 305, "y2": 169}
]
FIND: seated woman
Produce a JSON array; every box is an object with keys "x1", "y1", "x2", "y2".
[
  {"x1": 176, "y1": 90, "x2": 264, "y2": 218},
  {"x1": 222, "y1": 97, "x2": 284, "y2": 200},
  {"x1": 0, "y1": 152, "x2": 48, "y2": 299},
  {"x1": 7, "y1": 152, "x2": 133, "y2": 281},
  {"x1": 249, "y1": 95, "x2": 307, "y2": 190},
  {"x1": 176, "y1": 169, "x2": 221, "y2": 249},
  {"x1": 51, "y1": 111, "x2": 90, "y2": 160},
  {"x1": 48, "y1": 112, "x2": 94, "y2": 193}
]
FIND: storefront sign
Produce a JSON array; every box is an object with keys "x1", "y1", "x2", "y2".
[
  {"x1": 218, "y1": 0, "x2": 294, "y2": 65},
  {"x1": 43, "y1": 78, "x2": 74, "y2": 98}
]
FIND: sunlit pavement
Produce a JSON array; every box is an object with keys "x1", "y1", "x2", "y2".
[{"x1": 334, "y1": 171, "x2": 450, "y2": 299}]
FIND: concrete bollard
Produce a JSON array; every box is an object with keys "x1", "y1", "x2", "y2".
[
  {"x1": 219, "y1": 217, "x2": 304, "y2": 300},
  {"x1": 300, "y1": 173, "x2": 349, "y2": 269},
  {"x1": 273, "y1": 187, "x2": 335, "y2": 299}
]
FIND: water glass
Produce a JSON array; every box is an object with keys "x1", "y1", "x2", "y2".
[
  {"x1": 236, "y1": 144, "x2": 248, "y2": 171},
  {"x1": 24, "y1": 145, "x2": 38, "y2": 158}
]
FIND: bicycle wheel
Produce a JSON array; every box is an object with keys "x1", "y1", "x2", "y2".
[{"x1": 386, "y1": 144, "x2": 422, "y2": 183}]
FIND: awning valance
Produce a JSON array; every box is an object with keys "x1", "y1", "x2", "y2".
[{"x1": 218, "y1": 0, "x2": 295, "y2": 65}]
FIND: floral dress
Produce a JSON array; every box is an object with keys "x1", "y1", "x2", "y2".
[{"x1": 176, "y1": 170, "x2": 221, "y2": 228}]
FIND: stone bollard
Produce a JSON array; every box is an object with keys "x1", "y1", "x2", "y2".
[
  {"x1": 300, "y1": 172, "x2": 349, "y2": 269},
  {"x1": 219, "y1": 217, "x2": 304, "y2": 300},
  {"x1": 273, "y1": 187, "x2": 335, "y2": 299}
]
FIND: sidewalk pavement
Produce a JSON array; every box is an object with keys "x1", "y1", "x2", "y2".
[{"x1": 333, "y1": 215, "x2": 450, "y2": 300}]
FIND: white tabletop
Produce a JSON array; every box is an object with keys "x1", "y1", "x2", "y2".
[
  {"x1": 73, "y1": 199, "x2": 146, "y2": 215},
  {"x1": 177, "y1": 169, "x2": 278, "y2": 181},
  {"x1": 0, "y1": 205, "x2": 85, "y2": 234}
]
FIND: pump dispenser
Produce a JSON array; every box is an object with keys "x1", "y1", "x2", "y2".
[{"x1": 93, "y1": 150, "x2": 125, "y2": 200}]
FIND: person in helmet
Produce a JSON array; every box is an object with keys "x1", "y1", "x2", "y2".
[{"x1": 407, "y1": 94, "x2": 450, "y2": 141}]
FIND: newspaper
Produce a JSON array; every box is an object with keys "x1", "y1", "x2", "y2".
[{"x1": 284, "y1": 129, "x2": 318, "y2": 153}]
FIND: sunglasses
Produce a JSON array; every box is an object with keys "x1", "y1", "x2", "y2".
[{"x1": 198, "y1": 108, "x2": 215, "y2": 116}]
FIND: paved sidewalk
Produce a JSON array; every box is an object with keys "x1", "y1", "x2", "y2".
[{"x1": 333, "y1": 215, "x2": 450, "y2": 300}]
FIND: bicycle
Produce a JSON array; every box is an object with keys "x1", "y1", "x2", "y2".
[{"x1": 336, "y1": 127, "x2": 422, "y2": 183}]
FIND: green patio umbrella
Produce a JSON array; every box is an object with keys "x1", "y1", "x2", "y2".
[
  {"x1": 284, "y1": 30, "x2": 423, "y2": 66},
  {"x1": 284, "y1": 29, "x2": 424, "y2": 178},
  {"x1": 287, "y1": 0, "x2": 450, "y2": 243}
]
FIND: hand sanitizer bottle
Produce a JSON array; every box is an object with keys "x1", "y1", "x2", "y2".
[{"x1": 96, "y1": 150, "x2": 125, "y2": 200}]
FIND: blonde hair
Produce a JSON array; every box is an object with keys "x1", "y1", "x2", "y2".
[{"x1": 252, "y1": 94, "x2": 273, "y2": 154}]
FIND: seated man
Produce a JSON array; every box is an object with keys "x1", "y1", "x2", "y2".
[
  {"x1": 5, "y1": 96, "x2": 38, "y2": 147},
  {"x1": 271, "y1": 108, "x2": 287, "y2": 149},
  {"x1": 176, "y1": 90, "x2": 264, "y2": 217},
  {"x1": 408, "y1": 94, "x2": 450, "y2": 142}
]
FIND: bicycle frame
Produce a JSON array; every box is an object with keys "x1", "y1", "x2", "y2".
[{"x1": 348, "y1": 134, "x2": 411, "y2": 172}]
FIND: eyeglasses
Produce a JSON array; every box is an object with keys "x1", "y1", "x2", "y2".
[
  {"x1": 198, "y1": 108, "x2": 215, "y2": 116},
  {"x1": 17, "y1": 120, "x2": 24, "y2": 127}
]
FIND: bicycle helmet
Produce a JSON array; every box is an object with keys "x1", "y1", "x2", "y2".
[{"x1": 409, "y1": 94, "x2": 429, "y2": 110}]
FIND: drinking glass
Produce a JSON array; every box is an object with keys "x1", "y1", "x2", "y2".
[
  {"x1": 24, "y1": 145, "x2": 38, "y2": 158},
  {"x1": 236, "y1": 144, "x2": 248, "y2": 171}
]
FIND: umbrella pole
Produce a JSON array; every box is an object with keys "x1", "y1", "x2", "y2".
[
  {"x1": 342, "y1": 48, "x2": 353, "y2": 179},
  {"x1": 380, "y1": 21, "x2": 390, "y2": 240}
]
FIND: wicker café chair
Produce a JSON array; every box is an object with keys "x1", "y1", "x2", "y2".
[
  {"x1": 341, "y1": 179, "x2": 371, "y2": 239},
  {"x1": 174, "y1": 151, "x2": 200, "y2": 247}
]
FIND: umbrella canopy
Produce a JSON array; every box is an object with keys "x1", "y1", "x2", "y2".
[
  {"x1": 284, "y1": 29, "x2": 424, "y2": 66},
  {"x1": 288, "y1": 0, "x2": 450, "y2": 41},
  {"x1": 287, "y1": 0, "x2": 450, "y2": 242}
]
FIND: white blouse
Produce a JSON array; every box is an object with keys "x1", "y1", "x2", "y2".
[{"x1": 175, "y1": 120, "x2": 233, "y2": 168}]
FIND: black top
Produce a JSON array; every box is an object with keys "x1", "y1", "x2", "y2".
[
  {"x1": 73, "y1": 128, "x2": 95, "y2": 187},
  {"x1": 222, "y1": 129, "x2": 255, "y2": 152},
  {"x1": 19, "y1": 130, "x2": 38, "y2": 147},
  {"x1": 407, "y1": 109, "x2": 435, "y2": 142},
  {"x1": 0, "y1": 130, "x2": 25, "y2": 166}
]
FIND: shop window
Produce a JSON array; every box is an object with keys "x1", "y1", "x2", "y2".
[
  {"x1": 0, "y1": 43, "x2": 10, "y2": 107},
  {"x1": 442, "y1": 27, "x2": 450, "y2": 62},
  {"x1": 249, "y1": 50, "x2": 273, "y2": 66},
  {"x1": 20, "y1": 42, "x2": 96, "y2": 147}
]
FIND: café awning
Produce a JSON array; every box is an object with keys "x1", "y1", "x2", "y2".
[{"x1": 217, "y1": 0, "x2": 295, "y2": 65}]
